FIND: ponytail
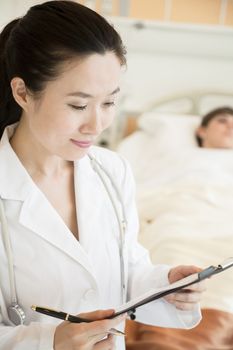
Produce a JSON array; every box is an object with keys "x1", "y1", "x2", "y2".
[{"x1": 0, "y1": 19, "x2": 22, "y2": 138}]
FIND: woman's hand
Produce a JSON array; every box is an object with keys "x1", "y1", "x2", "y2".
[
  {"x1": 54, "y1": 309, "x2": 126, "y2": 350},
  {"x1": 164, "y1": 265, "x2": 206, "y2": 311}
]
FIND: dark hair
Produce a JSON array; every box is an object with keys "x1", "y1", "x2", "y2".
[
  {"x1": 196, "y1": 106, "x2": 233, "y2": 147},
  {"x1": 0, "y1": 0, "x2": 126, "y2": 138}
]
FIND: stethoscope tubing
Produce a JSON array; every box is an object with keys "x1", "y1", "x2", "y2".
[
  {"x1": 0, "y1": 198, "x2": 18, "y2": 305},
  {"x1": 88, "y1": 153, "x2": 127, "y2": 303}
]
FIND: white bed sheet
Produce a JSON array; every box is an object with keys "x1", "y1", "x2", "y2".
[{"x1": 118, "y1": 139, "x2": 233, "y2": 312}]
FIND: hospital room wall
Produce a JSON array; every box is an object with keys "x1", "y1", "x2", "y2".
[
  {"x1": 81, "y1": 0, "x2": 233, "y2": 116},
  {"x1": 120, "y1": 52, "x2": 233, "y2": 114},
  {"x1": 128, "y1": 0, "x2": 233, "y2": 26},
  {"x1": 1, "y1": 0, "x2": 233, "y2": 27},
  {"x1": 1, "y1": 1, "x2": 233, "y2": 118},
  {"x1": 113, "y1": 18, "x2": 233, "y2": 115},
  {"x1": 78, "y1": 0, "x2": 233, "y2": 26}
]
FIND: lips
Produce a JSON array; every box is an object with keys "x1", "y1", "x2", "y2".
[{"x1": 71, "y1": 139, "x2": 93, "y2": 148}]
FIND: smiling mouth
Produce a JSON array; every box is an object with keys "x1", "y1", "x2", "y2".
[{"x1": 70, "y1": 139, "x2": 93, "y2": 148}]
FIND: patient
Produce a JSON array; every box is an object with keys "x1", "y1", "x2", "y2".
[
  {"x1": 196, "y1": 106, "x2": 233, "y2": 148},
  {"x1": 125, "y1": 106, "x2": 233, "y2": 350}
]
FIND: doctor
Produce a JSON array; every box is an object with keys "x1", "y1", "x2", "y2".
[{"x1": 0, "y1": 1, "x2": 205, "y2": 349}]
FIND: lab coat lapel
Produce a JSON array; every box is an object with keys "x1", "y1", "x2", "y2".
[
  {"x1": 0, "y1": 131, "x2": 95, "y2": 275},
  {"x1": 19, "y1": 187, "x2": 95, "y2": 275},
  {"x1": 74, "y1": 156, "x2": 101, "y2": 252},
  {"x1": 74, "y1": 155, "x2": 115, "y2": 256},
  {"x1": 19, "y1": 154, "x2": 117, "y2": 273}
]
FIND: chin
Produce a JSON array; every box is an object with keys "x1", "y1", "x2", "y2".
[
  {"x1": 65, "y1": 150, "x2": 89, "y2": 162},
  {"x1": 219, "y1": 144, "x2": 233, "y2": 149}
]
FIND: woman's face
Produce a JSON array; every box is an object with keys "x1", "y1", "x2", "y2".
[
  {"x1": 23, "y1": 52, "x2": 122, "y2": 161},
  {"x1": 197, "y1": 113, "x2": 233, "y2": 149}
]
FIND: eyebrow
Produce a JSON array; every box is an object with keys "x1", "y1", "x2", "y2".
[{"x1": 67, "y1": 87, "x2": 120, "y2": 98}]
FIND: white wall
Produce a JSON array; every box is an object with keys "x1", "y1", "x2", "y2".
[
  {"x1": 1, "y1": 2, "x2": 233, "y2": 124},
  {"x1": 110, "y1": 17, "x2": 233, "y2": 114},
  {"x1": 0, "y1": 0, "x2": 42, "y2": 29}
]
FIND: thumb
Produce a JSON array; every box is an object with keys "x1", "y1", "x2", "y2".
[
  {"x1": 169, "y1": 265, "x2": 202, "y2": 283},
  {"x1": 181, "y1": 265, "x2": 202, "y2": 275}
]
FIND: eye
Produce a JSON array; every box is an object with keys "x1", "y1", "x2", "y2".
[
  {"x1": 68, "y1": 104, "x2": 87, "y2": 111},
  {"x1": 217, "y1": 117, "x2": 228, "y2": 124},
  {"x1": 103, "y1": 101, "x2": 115, "y2": 108}
]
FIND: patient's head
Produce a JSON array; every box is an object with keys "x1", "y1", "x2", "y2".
[{"x1": 196, "y1": 107, "x2": 233, "y2": 148}]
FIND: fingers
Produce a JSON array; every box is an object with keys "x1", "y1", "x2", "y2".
[
  {"x1": 54, "y1": 309, "x2": 126, "y2": 350},
  {"x1": 185, "y1": 281, "x2": 206, "y2": 293},
  {"x1": 77, "y1": 308, "x2": 124, "y2": 342},
  {"x1": 168, "y1": 265, "x2": 202, "y2": 284},
  {"x1": 164, "y1": 279, "x2": 207, "y2": 311},
  {"x1": 165, "y1": 288, "x2": 205, "y2": 311},
  {"x1": 169, "y1": 300, "x2": 196, "y2": 311},
  {"x1": 94, "y1": 334, "x2": 116, "y2": 350},
  {"x1": 182, "y1": 265, "x2": 202, "y2": 274},
  {"x1": 167, "y1": 265, "x2": 208, "y2": 312},
  {"x1": 86, "y1": 313, "x2": 126, "y2": 340}
]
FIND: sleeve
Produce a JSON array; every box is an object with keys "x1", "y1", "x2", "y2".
[
  {"x1": 0, "y1": 288, "x2": 56, "y2": 350},
  {"x1": 120, "y1": 156, "x2": 202, "y2": 329}
]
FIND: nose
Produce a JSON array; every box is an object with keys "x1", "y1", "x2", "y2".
[
  {"x1": 227, "y1": 118, "x2": 233, "y2": 130},
  {"x1": 80, "y1": 108, "x2": 103, "y2": 136}
]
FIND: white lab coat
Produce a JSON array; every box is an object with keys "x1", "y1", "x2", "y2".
[{"x1": 0, "y1": 125, "x2": 201, "y2": 350}]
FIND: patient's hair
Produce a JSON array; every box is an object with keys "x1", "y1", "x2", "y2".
[
  {"x1": 0, "y1": 0, "x2": 126, "y2": 138},
  {"x1": 196, "y1": 106, "x2": 233, "y2": 147}
]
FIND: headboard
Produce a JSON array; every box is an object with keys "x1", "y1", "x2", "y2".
[{"x1": 97, "y1": 90, "x2": 233, "y2": 148}]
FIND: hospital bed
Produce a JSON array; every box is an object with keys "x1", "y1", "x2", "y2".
[{"x1": 117, "y1": 91, "x2": 233, "y2": 350}]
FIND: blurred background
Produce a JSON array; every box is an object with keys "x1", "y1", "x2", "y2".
[
  {"x1": 1, "y1": 0, "x2": 233, "y2": 147},
  {"x1": 0, "y1": 0, "x2": 233, "y2": 148},
  {"x1": 1, "y1": 0, "x2": 233, "y2": 26}
]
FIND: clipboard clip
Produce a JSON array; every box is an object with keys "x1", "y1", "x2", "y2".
[
  {"x1": 218, "y1": 257, "x2": 233, "y2": 271},
  {"x1": 198, "y1": 257, "x2": 233, "y2": 280},
  {"x1": 127, "y1": 308, "x2": 136, "y2": 320}
]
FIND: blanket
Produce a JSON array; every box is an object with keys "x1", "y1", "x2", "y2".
[
  {"x1": 126, "y1": 309, "x2": 233, "y2": 350},
  {"x1": 136, "y1": 149, "x2": 233, "y2": 313}
]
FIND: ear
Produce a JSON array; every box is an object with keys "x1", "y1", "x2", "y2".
[
  {"x1": 196, "y1": 126, "x2": 206, "y2": 141},
  {"x1": 10, "y1": 77, "x2": 30, "y2": 111}
]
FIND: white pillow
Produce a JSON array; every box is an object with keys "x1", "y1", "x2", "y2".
[{"x1": 138, "y1": 112, "x2": 201, "y2": 151}]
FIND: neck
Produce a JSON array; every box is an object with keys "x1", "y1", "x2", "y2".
[{"x1": 10, "y1": 120, "x2": 72, "y2": 180}]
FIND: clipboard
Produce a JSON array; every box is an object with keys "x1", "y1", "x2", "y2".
[{"x1": 112, "y1": 257, "x2": 233, "y2": 320}]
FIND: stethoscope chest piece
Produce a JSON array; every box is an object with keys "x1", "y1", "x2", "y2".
[{"x1": 8, "y1": 303, "x2": 26, "y2": 325}]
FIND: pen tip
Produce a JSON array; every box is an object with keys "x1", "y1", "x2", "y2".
[
  {"x1": 31, "y1": 305, "x2": 36, "y2": 311},
  {"x1": 117, "y1": 330, "x2": 125, "y2": 336},
  {"x1": 109, "y1": 328, "x2": 125, "y2": 336}
]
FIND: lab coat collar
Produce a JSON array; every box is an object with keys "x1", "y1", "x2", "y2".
[
  {"x1": 0, "y1": 124, "x2": 35, "y2": 200},
  {"x1": 0, "y1": 125, "x2": 98, "y2": 280}
]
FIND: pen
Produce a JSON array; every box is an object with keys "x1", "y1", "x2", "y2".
[{"x1": 31, "y1": 305, "x2": 125, "y2": 336}]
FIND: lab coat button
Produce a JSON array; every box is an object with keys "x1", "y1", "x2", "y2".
[{"x1": 83, "y1": 289, "x2": 96, "y2": 301}]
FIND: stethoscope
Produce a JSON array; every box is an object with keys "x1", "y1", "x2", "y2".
[{"x1": 0, "y1": 154, "x2": 127, "y2": 326}]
